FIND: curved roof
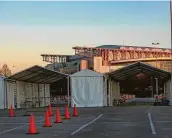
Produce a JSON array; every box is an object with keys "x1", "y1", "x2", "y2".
[
  {"x1": 7, "y1": 65, "x2": 69, "y2": 84},
  {"x1": 96, "y1": 45, "x2": 171, "y2": 50},
  {"x1": 106, "y1": 62, "x2": 171, "y2": 81},
  {"x1": 70, "y1": 69, "x2": 103, "y2": 77},
  {"x1": 96, "y1": 45, "x2": 121, "y2": 49}
]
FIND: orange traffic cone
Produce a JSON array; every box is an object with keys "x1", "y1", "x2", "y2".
[
  {"x1": 73, "y1": 104, "x2": 78, "y2": 117},
  {"x1": 64, "y1": 105, "x2": 71, "y2": 119},
  {"x1": 43, "y1": 110, "x2": 52, "y2": 127},
  {"x1": 48, "y1": 104, "x2": 53, "y2": 117},
  {"x1": 9, "y1": 104, "x2": 15, "y2": 117},
  {"x1": 54, "y1": 107, "x2": 62, "y2": 123},
  {"x1": 27, "y1": 113, "x2": 39, "y2": 135}
]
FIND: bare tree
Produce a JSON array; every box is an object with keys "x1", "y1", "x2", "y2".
[
  {"x1": 0, "y1": 64, "x2": 12, "y2": 77},
  {"x1": 0, "y1": 69, "x2": 3, "y2": 76}
]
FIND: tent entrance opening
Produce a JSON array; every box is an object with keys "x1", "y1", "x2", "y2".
[
  {"x1": 107, "y1": 62, "x2": 171, "y2": 101},
  {"x1": 120, "y1": 73, "x2": 165, "y2": 98}
]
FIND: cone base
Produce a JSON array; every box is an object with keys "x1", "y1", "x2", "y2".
[
  {"x1": 54, "y1": 121, "x2": 62, "y2": 123},
  {"x1": 26, "y1": 132, "x2": 39, "y2": 135},
  {"x1": 22, "y1": 114, "x2": 31, "y2": 116},
  {"x1": 42, "y1": 125, "x2": 52, "y2": 127},
  {"x1": 62, "y1": 114, "x2": 71, "y2": 116},
  {"x1": 63, "y1": 118, "x2": 71, "y2": 120},
  {"x1": 73, "y1": 115, "x2": 78, "y2": 117},
  {"x1": 9, "y1": 115, "x2": 16, "y2": 117}
]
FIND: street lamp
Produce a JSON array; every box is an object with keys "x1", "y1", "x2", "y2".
[
  {"x1": 170, "y1": 0, "x2": 172, "y2": 74},
  {"x1": 152, "y1": 42, "x2": 159, "y2": 68},
  {"x1": 152, "y1": 43, "x2": 159, "y2": 46},
  {"x1": 170, "y1": 0, "x2": 172, "y2": 52}
]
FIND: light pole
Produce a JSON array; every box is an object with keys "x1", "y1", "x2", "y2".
[
  {"x1": 152, "y1": 42, "x2": 159, "y2": 68},
  {"x1": 169, "y1": 0, "x2": 172, "y2": 104},
  {"x1": 170, "y1": 1, "x2": 172, "y2": 74},
  {"x1": 12, "y1": 65, "x2": 15, "y2": 74},
  {"x1": 170, "y1": 1, "x2": 172, "y2": 53}
]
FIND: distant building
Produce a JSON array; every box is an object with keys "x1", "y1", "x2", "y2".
[{"x1": 41, "y1": 45, "x2": 172, "y2": 74}]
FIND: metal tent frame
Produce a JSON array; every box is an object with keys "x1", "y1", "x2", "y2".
[
  {"x1": 5, "y1": 65, "x2": 70, "y2": 108},
  {"x1": 106, "y1": 62, "x2": 171, "y2": 81},
  {"x1": 7, "y1": 65, "x2": 68, "y2": 84}
]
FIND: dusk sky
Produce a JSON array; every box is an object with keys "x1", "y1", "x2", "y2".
[{"x1": 0, "y1": 1, "x2": 170, "y2": 72}]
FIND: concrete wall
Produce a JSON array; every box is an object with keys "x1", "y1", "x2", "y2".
[
  {"x1": 93, "y1": 57, "x2": 124, "y2": 73},
  {"x1": 94, "y1": 56, "x2": 172, "y2": 73},
  {"x1": 80, "y1": 60, "x2": 88, "y2": 70}
]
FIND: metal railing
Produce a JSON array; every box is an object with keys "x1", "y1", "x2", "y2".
[
  {"x1": 50, "y1": 95, "x2": 71, "y2": 107},
  {"x1": 19, "y1": 97, "x2": 51, "y2": 108}
]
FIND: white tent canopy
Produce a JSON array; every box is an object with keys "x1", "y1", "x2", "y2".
[
  {"x1": 0, "y1": 77, "x2": 5, "y2": 109},
  {"x1": 70, "y1": 69, "x2": 105, "y2": 107}
]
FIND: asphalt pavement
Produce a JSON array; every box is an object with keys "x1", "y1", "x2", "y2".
[{"x1": 0, "y1": 106, "x2": 171, "y2": 138}]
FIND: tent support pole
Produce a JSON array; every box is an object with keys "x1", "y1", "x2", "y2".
[
  {"x1": 164, "y1": 82, "x2": 166, "y2": 96},
  {"x1": 155, "y1": 78, "x2": 159, "y2": 95},
  {"x1": 38, "y1": 84, "x2": 40, "y2": 107},
  {"x1": 4, "y1": 80, "x2": 7, "y2": 109},
  {"x1": 44, "y1": 84, "x2": 46, "y2": 106},
  {"x1": 104, "y1": 76, "x2": 108, "y2": 106},
  {"x1": 108, "y1": 79, "x2": 111, "y2": 106},
  {"x1": 32, "y1": 84, "x2": 33, "y2": 108},
  {"x1": 67, "y1": 77, "x2": 70, "y2": 107},
  {"x1": 15, "y1": 81, "x2": 17, "y2": 109}
]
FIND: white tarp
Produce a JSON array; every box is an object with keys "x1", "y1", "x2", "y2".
[
  {"x1": 0, "y1": 77, "x2": 5, "y2": 109},
  {"x1": 108, "y1": 79, "x2": 120, "y2": 106},
  {"x1": 16, "y1": 81, "x2": 50, "y2": 108},
  {"x1": 6, "y1": 81, "x2": 16, "y2": 109},
  {"x1": 70, "y1": 69, "x2": 104, "y2": 107},
  {"x1": 165, "y1": 76, "x2": 172, "y2": 105}
]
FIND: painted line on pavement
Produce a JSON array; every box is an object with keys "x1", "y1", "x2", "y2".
[
  {"x1": 0, "y1": 122, "x2": 44, "y2": 125},
  {"x1": 70, "y1": 114, "x2": 103, "y2": 136},
  {"x1": 148, "y1": 113, "x2": 156, "y2": 135},
  {"x1": 0, "y1": 118, "x2": 44, "y2": 135}
]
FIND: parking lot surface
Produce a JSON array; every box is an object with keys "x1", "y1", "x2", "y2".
[{"x1": 0, "y1": 106, "x2": 172, "y2": 138}]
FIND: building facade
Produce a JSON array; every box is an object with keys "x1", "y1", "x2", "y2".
[{"x1": 41, "y1": 45, "x2": 172, "y2": 74}]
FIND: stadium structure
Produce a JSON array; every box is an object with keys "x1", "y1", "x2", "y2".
[{"x1": 41, "y1": 45, "x2": 172, "y2": 74}]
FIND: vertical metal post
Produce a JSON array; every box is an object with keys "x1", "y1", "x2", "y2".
[
  {"x1": 6, "y1": 81, "x2": 8, "y2": 109},
  {"x1": 169, "y1": 0, "x2": 172, "y2": 102},
  {"x1": 104, "y1": 76, "x2": 108, "y2": 106},
  {"x1": 108, "y1": 79, "x2": 111, "y2": 106},
  {"x1": 164, "y1": 82, "x2": 166, "y2": 96},
  {"x1": 111, "y1": 80, "x2": 113, "y2": 106},
  {"x1": 37, "y1": 84, "x2": 40, "y2": 107},
  {"x1": 155, "y1": 78, "x2": 158, "y2": 95},
  {"x1": 67, "y1": 77, "x2": 70, "y2": 107},
  {"x1": 152, "y1": 43, "x2": 159, "y2": 68},
  {"x1": 4, "y1": 80, "x2": 7, "y2": 109},
  {"x1": 31, "y1": 83, "x2": 33, "y2": 107},
  {"x1": 106, "y1": 77, "x2": 108, "y2": 106},
  {"x1": 170, "y1": 0, "x2": 172, "y2": 53},
  {"x1": 15, "y1": 81, "x2": 17, "y2": 109},
  {"x1": 150, "y1": 77, "x2": 154, "y2": 97},
  {"x1": 44, "y1": 84, "x2": 46, "y2": 106}
]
